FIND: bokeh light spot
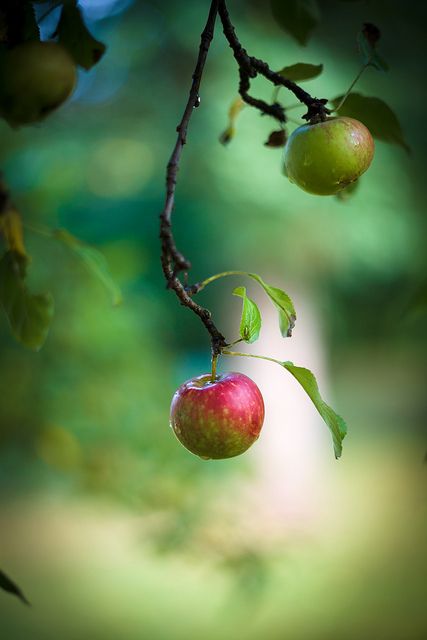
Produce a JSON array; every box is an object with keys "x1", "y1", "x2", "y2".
[{"x1": 87, "y1": 137, "x2": 153, "y2": 198}]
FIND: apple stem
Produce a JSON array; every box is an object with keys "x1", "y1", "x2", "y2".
[
  {"x1": 211, "y1": 353, "x2": 219, "y2": 381},
  {"x1": 222, "y1": 350, "x2": 283, "y2": 366},
  {"x1": 333, "y1": 63, "x2": 369, "y2": 113},
  {"x1": 226, "y1": 338, "x2": 244, "y2": 348},
  {"x1": 191, "y1": 270, "x2": 248, "y2": 294}
]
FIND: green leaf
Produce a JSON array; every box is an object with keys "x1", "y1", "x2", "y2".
[
  {"x1": 282, "y1": 361, "x2": 347, "y2": 458},
  {"x1": 270, "y1": 0, "x2": 320, "y2": 46},
  {"x1": 247, "y1": 274, "x2": 296, "y2": 337},
  {"x1": 0, "y1": 569, "x2": 30, "y2": 606},
  {"x1": 53, "y1": 229, "x2": 122, "y2": 306},
  {"x1": 58, "y1": 3, "x2": 106, "y2": 70},
  {"x1": 0, "y1": 251, "x2": 54, "y2": 350},
  {"x1": 357, "y1": 24, "x2": 388, "y2": 72},
  {"x1": 331, "y1": 92, "x2": 410, "y2": 152},
  {"x1": 278, "y1": 63, "x2": 323, "y2": 82},
  {"x1": 233, "y1": 286, "x2": 261, "y2": 343}
]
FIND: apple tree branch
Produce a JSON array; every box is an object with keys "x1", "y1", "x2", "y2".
[{"x1": 159, "y1": 0, "x2": 330, "y2": 356}]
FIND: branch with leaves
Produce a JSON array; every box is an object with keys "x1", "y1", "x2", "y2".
[
  {"x1": 217, "y1": 0, "x2": 330, "y2": 124},
  {"x1": 159, "y1": 0, "x2": 332, "y2": 356},
  {"x1": 159, "y1": 0, "x2": 354, "y2": 458},
  {"x1": 0, "y1": 2, "x2": 410, "y2": 460},
  {"x1": 157, "y1": 2, "x2": 407, "y2": 459}
]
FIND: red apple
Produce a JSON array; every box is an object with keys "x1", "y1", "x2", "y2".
[{"x1": 170, "y1": 372, "x2": 265, "y2": 460}]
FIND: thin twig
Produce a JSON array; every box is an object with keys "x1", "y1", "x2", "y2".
[
  {"x1": 217, "y1": 0, "x2": 330, "y2": 123},
  {"x1": 159, "y1": 0, "x2": 226, "y2": 356},
  {"x1": 332, "y1": 63, "x2": 368, "y2": 112}
]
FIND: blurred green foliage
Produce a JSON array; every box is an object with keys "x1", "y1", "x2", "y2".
[{"x1": 0, "y1": 0, "x2": 426, "y2": 638}]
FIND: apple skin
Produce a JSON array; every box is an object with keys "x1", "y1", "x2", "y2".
[
  {"x1": 284, "y1": 116, "x2": 374, "y2": 196},
  {"x1": 170, "y1": 372, "x2": 265, "y2": 460},
  {"x1": 0, "y1": 41, "x2": 77, "y2": 127}
]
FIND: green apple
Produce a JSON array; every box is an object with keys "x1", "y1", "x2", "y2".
[
  {"x1": 0, "y1": 41, "x2": 77, "y2": 127},
  {"x1": 284, "y1": 116, "x2": 374, "y2": 196}
]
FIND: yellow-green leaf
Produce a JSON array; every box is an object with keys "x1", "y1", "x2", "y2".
[
  {"x1": 54, "y1": 229, "x2": 122, "y2": 306},
  {"x1": 0, "y1": 251, "x2": 54, "y2": 350},
  {"x1": 219, "y1": 97, "x2": 245, "y2": 146},
  {"x1": 2, "y1": 206, "x2": 27, "y2": 257},
  {"x1": 282, "y1": 361, "x2": 347, "y2": 458},
  {"x1": 248, "y1": 274, "x2": 296, "y2": 337},
  {"x1": 233, "y1": 286, "x2": 261, "y2": 343}
]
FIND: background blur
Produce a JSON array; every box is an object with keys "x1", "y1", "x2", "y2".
[{"x1": 1, "y1": 0, "x2": 426, "y2": 638}]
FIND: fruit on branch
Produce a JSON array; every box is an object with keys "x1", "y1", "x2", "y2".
[
  {"x1": 283, "y1": 116, "x2": 374, "y2": 195},
  {"x1": 0, "y1": 41, "x2": 77, "y2": 127},
  {"x1": 170, "y1": 372, "x2": 265, "y2": 459}
]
